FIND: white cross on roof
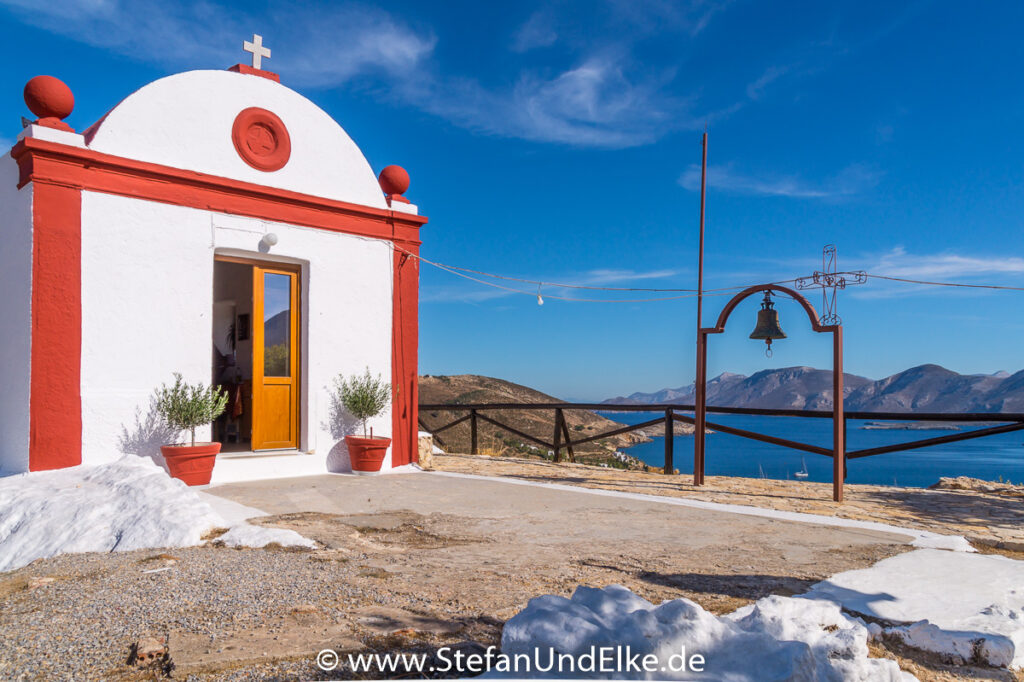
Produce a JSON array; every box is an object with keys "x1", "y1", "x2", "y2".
[{"x1": 243, "y1": 34, "x2": 271, "y2": 70}]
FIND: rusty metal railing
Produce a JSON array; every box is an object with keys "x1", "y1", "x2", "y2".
[{"x1": 419, "y1": 402, "x2": 1024, "y2": 480}]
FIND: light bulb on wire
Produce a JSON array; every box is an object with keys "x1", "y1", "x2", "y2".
[{"x1": 537, "y1": 283, "x2": 544, "y2": 306}]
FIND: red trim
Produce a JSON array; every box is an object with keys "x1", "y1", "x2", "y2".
[
  {"x1": 12, "y1": 138, "x2": 426, "y2": 240},
  {"x1": 29, "y1": 182, "x2": 82, "y2": 471},
  {"x1": 391, "y1": 241, "x2": 419, "y2": 466},
  {"x1": 228, "y1": 64, "x2": 281, "y2": 83},
  {"x1": 231, "y1": 107, "x2": 291, "y2": 172},
  {"x1": 34, "y1": 117, "x2": 74, "y2": 132}
]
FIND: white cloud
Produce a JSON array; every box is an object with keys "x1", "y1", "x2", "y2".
[
  {"x1": 732, "y1": 5, "x2": 925, "y2": 112},
  {"x1": 1, "y1": 0, "x2": 919, "y2": 155},
  {"x1": 420, "y1": 283, "x2": 520, "y2": 304},
  {"x1": 0, "y1": 0, "x2": 435, "y2": 88},
  {"x1": 404, "y1": 57, "x2": 692, "y2": 148},
  {"x1": 0, "y1": 0, "x2": 696, "y2": 149},
  {"x1": 604, "y1": 0, "x2": 732, "y2": 37},
  {"x1": 871, "y1": 247, "x2": 1024, "y2": 278},
  {"x1": 0, "y1": 0, "x2": 242, "y2": 66},
  {"x1": 511, "y1": 11, "x2": 558, "y2": 52},
  {"x1": 875, "y1": 123, "x2": 895, "y2": 144},
  {"x1": 266, "y1": 6, "x2": 435, "y2": 88},
  {"x1": 679, "y1": 162, "x2": 882, "y2": 199},
  {"x1": 582, "y1": 268, "x2": 682, "y2": 284},
  {"x1": 848, "y1": 247, "x2": 1024, "y2": 299},
  {"x1": 745, "y1": 65, "x2": 789, "y2": 100}
]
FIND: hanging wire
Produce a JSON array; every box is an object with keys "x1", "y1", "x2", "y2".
[
  {"x1": 860, "y1": 273, "x2": 1024, "y2": 291},
  {"x1": 395, "y1": 245, "x2": 1024, "y2": 304},
  {"x1": 394, "y1": 244, "x2": 800, "y2": 303},
  {"x1": 414, "y1": 256, "x2": 699, "y2": 291}
]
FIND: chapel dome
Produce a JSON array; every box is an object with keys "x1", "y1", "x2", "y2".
[{"x1": 84, "y1": 69, "x2": 387, "y2": 209}]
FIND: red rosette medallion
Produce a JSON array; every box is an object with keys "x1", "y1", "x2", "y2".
[{"x1": 231, "y1": 107, "x2": 291, "y2": 172}]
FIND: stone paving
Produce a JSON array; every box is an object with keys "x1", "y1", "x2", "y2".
[{"x1": 431, "y1": 453, "x2": 1024, "y2": 555}]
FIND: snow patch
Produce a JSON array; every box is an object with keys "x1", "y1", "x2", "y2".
[
  {"x1": 0, "y1": 456, "x2": 314, "y2": 572},
  {"x1": 496, "y1": 584, "x2": 908, "y2": 680},
  {"x1": 909, "y1": 534, "x2": 974, "y2": 552},
  {"x1": 885, "y1": 620, "x2": 1016, "y2": 669},
  {"x1": 803, "y1": 548, "x2": 1024, "y2": 668},
  {"x1": 217, "y1": 523, "x2": 316, "y2": 549}
]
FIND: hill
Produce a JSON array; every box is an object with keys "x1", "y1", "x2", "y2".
[
  {"x1": 418, "y1": 375, "x2": 660, "y2": 465},
  {"x1": 604, "y1": 364, "x2": 1024, "y2": 413},
  {"x1": 846, "y1": 365, "x2": 1024, "y2": 412}
]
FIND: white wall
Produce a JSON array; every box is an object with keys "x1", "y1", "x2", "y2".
[
  {"x1": 0, "y1": 153, "x2": 33, "y2": 475},
  {"x1": 80, "y1": 192, "x2": 395, "y2": 473}
]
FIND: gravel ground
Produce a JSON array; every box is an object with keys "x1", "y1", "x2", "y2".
[
  {"x1": 2, "y1": 469, "x2": 1018, "y2": 681},
  {"x1": 0, "y1": 512, "x2": 898, "y2": 680},
  {"x1": 4, "y1": 536, "x2": 1017, "y2": 681},
  {"x1": 0, "y1": 539, "x2": 498, "y2": 681},
  {"x1": 0, "y1": 545, "x2": 348, "y2": 680}
]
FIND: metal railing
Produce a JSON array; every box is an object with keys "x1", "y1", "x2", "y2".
[{"x1": 419, "y1": 402, "x2": 1024, "y2": 475}]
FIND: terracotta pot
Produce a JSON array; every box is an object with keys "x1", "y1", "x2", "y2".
[
  {"x1": 345, "y1": 435, "x2": 391, "y2": 474},
  {"x1": 160, "y1": 442, "x2": 222, "y2": 486}
]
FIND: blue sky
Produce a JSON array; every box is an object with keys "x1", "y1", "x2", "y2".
[{"x1": 3, "y1": 1, "x2": 1023, "y2": 400}]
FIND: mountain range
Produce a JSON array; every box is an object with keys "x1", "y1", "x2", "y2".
[{"x1": 603, "y1": 364, "x2": 1024, "y2": 413}]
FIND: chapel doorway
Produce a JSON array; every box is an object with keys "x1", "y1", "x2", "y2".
[{"x1": 213, "y1": 257, "x2": 300, "y2": 452}]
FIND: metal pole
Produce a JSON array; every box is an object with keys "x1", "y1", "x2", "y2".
[
  {"x1": 664, "y1": 407, "x2": 674, "y2": 474},
  {"x1": 695, "y1": 334, "x2": 707, "y2": 485},
  {"x1": 552, "y1": 408, "x2": 563, "y2": 462},
  {"x1": 832, "y1": 327, "x2": 844, "y2": 502},
  {"x1": 694, "y1": 132, "x2": 708, "y2": 486},
  {"x1": 562, "y1": 417, "x2": 576, "y2": 463},
  {"x1": 470, "y1": 409, "x2": 478, "y2": 455}
]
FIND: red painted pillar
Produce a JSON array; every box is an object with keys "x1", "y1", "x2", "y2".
[
  {"x1": 694, "y1": 331, "x2": 707, "y2": 485},
  {"x1": 832, "y1": 326, "x2": 845, "y2": 502},
  {"x1": 391, "y1": 240, "x2": 419, "y2": 465},
  {"x1": 29, "y1": 182, "x2": 83, "y2": 470}
]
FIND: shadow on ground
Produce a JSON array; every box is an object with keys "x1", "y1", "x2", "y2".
[
  {"x1": 634, "y1": 571, "x2": 819, "y2": 600},
  {"x1": 859, "y1": 488, "x2": 1024, "y2": 537}
]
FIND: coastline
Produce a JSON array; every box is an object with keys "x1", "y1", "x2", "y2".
[{"x1": 861, "y1": 421, "x2": 971, "y2": 431}]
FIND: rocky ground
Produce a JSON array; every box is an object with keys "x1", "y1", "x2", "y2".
[
  {"x1": 0, "y1": 518, "x2": 905, "y2": 682},
  {"x1": 1, "y1": 465, "x2": 1021, "y2": 681},
  {"x1": 931, "y1": 475, "x2": 1024, "y2": 499}
]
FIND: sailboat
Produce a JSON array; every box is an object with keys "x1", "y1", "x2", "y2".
[{"x1": 794, "y1": 457, "x2": 809, "y2": 479}]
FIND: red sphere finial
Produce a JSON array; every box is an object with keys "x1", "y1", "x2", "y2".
[
  {"x1": 378, "y1": 165, "x2": 410, "y2": 197},
  {"x1": 24, "y1": 76, "x2": 74, "y2": 120}
]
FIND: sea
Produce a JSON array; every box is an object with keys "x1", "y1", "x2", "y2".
[{"x1": 596, "y1": 411, "x2": 1024, "y2": 488}]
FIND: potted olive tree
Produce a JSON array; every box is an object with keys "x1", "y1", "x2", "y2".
[
  {"x1": 335, "y1": 369, "x2": 391, "y2": 474},
  {"x1": 155, "y1": 373, "x2": 229, "y2": 485}
]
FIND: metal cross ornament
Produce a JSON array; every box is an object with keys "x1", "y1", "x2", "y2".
[
  {"x1": 243, "y1": 34, "x2": 271, "y2": 70},
  {"x1": 795, "y1": 245, "x2": 865, "y2": 325}
]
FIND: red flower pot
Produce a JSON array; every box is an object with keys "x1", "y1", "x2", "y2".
[
  {"x1": 160, "y1": 442, "x2": 222, "y2": 485},
  {"x1": 345, "y1": 435, "x2": 391, "y2": 474}
]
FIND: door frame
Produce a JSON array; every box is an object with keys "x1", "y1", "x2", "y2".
[{"x1": 214, "y1": 254, "x2": 302, "y2": 451}]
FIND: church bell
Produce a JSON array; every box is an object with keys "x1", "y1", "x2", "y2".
[{"x1": 749, "y1": 291, "x2": 786, "y2": 354}]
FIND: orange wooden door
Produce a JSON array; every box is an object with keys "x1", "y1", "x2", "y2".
[{"x1": 252, "y1": 265, "x2": 299, "y2": 450}]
